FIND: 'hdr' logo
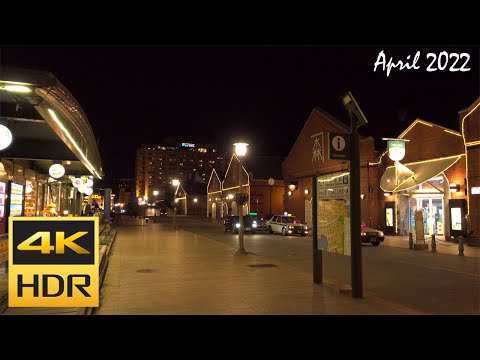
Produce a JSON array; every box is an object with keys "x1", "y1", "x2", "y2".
[{"x1": 9, "y1": 218, "x2": 99, "y2": 308}]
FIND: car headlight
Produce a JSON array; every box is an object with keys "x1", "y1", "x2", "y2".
[
  {"x1": 361, "y1": 232, "x2": 366, "y2": 236},
  {"x1": 252, "y1": 223, "x2": 257, "y2": 228},
  {"x1": 378, "y1": 231, "x2": 384, "y2": 237},
  {"x1": 288, "y1": 225, "x2": 294, "y2": 229},
  {"x1": 236, "y1": 223, "x2": 241, "y2": 228}
]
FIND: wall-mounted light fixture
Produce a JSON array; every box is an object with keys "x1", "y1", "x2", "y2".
[
  {"x1": 288, "y1": 182, "x2": 298, "y2": 192},
  {"x1": 360, "y1": 194, "x2": 365, "y2": 200},
  {"x1": 287, "y1": 190, "x2": 292, "y2": 196},
  {"x1": 0, "y1": 124, "x2": 13, "y2": 151},
  {"x1": 304, "y1": 189, "x2": 309, "y2": 195},
  {"x1": 384, "y1": 192, "x2": 391, "y2": 197},
  {"x1": 449, "y1": 183, "x2": 460, "y2": 193}
]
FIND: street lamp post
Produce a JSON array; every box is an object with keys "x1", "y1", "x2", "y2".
[
  {"x1": 268, "y1": 178, "x2": 275, "y2": 215},
  {"x1": 234, "y1": 142, "x2": 249, "y2": 255},
  {"x1": 193, "y1": 198, "x2": 198, "y2": 216},
  {"x1": 153, "y1": 190, "x2": 159, "y2": 223},
  {"x1": 172, "y1": 179, "x2": 179, "y2": 229},
  {"x1": 143, "y1": 195, "x2": 148, "y2": 221}
]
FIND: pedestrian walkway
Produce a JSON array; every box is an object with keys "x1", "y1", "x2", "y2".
[
  {"x1": 96, "y1": 219, "x2": 423, "y2": 315},
  {"x1": 383, "y1": 235, "x2": 480, "y2": 258}
]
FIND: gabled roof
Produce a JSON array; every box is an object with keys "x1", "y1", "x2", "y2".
[
  {"x1": 398, "y1": 118, "x2": 461, "y2": 139},
  {"x1": 314, "y1": 106, "x2": 350, "y2": 132},
  {"x1": 207, "y1": 168, "x2": 222, "y2": 193},
  {"x1": 458, "y1": 97, "x2": 480, "y2": 114}
]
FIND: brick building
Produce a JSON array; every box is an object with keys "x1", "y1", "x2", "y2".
[
  {"x1": 282, "y1": 107, "x2": 382, "y2": 228},
  {"x1": 459, "y1": 97, "x2": 480, "y2": 241}
]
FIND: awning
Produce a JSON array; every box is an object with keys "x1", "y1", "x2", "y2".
[{"x1": 380, "y1": 155, "x2": 463, "y2": 192}]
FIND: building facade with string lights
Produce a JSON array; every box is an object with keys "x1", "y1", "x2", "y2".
[{"x1": 283, "y1": 101, "x2": 479, "y2": 243}]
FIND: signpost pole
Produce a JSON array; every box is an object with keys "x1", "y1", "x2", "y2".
[
  {"x1": 349, "y1": 110, "x2": 363, "y2": 299},
  {"x1": 312, "y1": 176, "x2": 322, "y2": 284}
]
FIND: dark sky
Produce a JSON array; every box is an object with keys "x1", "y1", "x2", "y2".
[{"x1": 1, "y1": 46, "x2": 478, "y2": 185}]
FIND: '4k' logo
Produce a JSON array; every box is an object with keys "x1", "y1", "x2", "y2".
[{"x1": 18, "y1": 232, "x2": 90, "y2": 254}]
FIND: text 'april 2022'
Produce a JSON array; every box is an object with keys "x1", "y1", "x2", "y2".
[{"x1": 373, "y1": 50, "x2": 471, "y2": 77}]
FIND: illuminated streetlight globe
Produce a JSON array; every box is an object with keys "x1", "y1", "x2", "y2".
[
  {"x1": 172, "y1": 179, "x2": 180, "y2": 187},
  {"x1": 383, "y1": 138, "x2": 410, "y2": 162},
  {"x1": 153, "y1": 190, "x2": 159, "y2": 196},
  {"x1": 234, "y1": 142, "x2": 249, "y2": 157},
  {"x1": 0, "y1": 124, "x2": 13, "y2": 151}
]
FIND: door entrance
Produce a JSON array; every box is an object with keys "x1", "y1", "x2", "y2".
[{"x1": 409, "y1": 197, "x2": 444, "y2": 235}]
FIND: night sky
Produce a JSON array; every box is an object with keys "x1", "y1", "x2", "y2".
[{"x1": 1, "y1": 46, "x2": 478, "y2": 185}]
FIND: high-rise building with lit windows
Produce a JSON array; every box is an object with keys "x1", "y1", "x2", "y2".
[{"x1": 136, "y1": 142, "x2": 227, "y2": 199}]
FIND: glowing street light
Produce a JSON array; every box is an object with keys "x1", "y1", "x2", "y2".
[
  {"x1": 172, "y1": 179, "x2": 180, "y2": 229},
  {"x1": 234, "y1": 142, "x2": 249, "y2": 255},
  {"x1": 153, "y1": 190, "x2": 159, "y2": 222}
]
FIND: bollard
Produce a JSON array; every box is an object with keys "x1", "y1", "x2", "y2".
[
  {"x1": 409, "y1": 233, "x2": 413, "y2": 249},
  {"x1": 431, "y1": 234, "x2": 436, "y2": 253},
  {"x1": 458, "y1": 236, "x2": 464, "y2": 256}
]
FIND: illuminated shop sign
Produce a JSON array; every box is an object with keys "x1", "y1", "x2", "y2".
[{"x1": 181, "y1": 143, "x2": 195, "y2": 148}]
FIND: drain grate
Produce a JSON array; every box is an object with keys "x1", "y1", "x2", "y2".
[
  {"x1": 247, "y1": 264, "x2": 278, "y2": 268},
  {"x1": 136, "y1": 268, "x2": 156, "y2": 273}
]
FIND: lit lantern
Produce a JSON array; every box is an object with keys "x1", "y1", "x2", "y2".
[
  {"x1": 84, "y1": 187, "x2": 93, "y2": 196},
  {"x1": 72, "y1": 178, "x2": 83, "y2": 188},
  {"x1": 387, "y1": 140, "x2": 406, "y2": 162},
  {"x1": 78, "y1": 183, "x2": 87, "y2": 193},
  {"x1": 0, "y1": 124, "x2": 13, "y2": 151},
  {"x1": 49, "y1": 164, "x2": 65, "y2": 178},
  {"x1": 86, "y1": 179, "x2": 93, "y2": 187}
]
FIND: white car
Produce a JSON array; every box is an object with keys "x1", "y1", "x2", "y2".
[{"x1": 266, "y1": 215, "x2": 308, "y2": 236}]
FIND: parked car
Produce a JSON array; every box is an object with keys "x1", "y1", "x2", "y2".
[
  {"x1": 250, "y1": 215, "x2": 267, "y2": 231},
  {"x1": 224, "y1": 215, "x2": 257, "y2": 234},
  {"x1": 158, "y1": 208, "x2": 168, "y2": 216},
  {"x1": 361, "y1": 222, "x2": 384, "y2": 246},
  {"x1": 265, "y1": 215, "x2": 308, "y2": 236}
]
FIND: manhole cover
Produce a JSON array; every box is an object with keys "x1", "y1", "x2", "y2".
[
  {"x1": 136, "y1": 269, "x2": 156, "y2": 273},
  {"x1": 247, "y1": 264, "x2": 278, "y2": 268}
]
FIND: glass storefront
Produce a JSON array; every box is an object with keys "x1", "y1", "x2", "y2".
[
  {"x1": 405, "y1": 177, "x2": 446, "y2": 236},
  {"x1": 409, "y1": 197, "x2": 444, "y2": 235}
]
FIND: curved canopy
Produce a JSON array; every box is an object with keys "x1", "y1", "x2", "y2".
[
  {"x1": 380, "y1": 155, "x2": 462, "y2": 192},
  {"x1": 0, "y1": 66, "x2": 103, "y2": 179}
]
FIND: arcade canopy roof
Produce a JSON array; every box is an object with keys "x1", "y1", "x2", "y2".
[{"x1": 0, "y1": 67, "x2": 103, "y2": 179}]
